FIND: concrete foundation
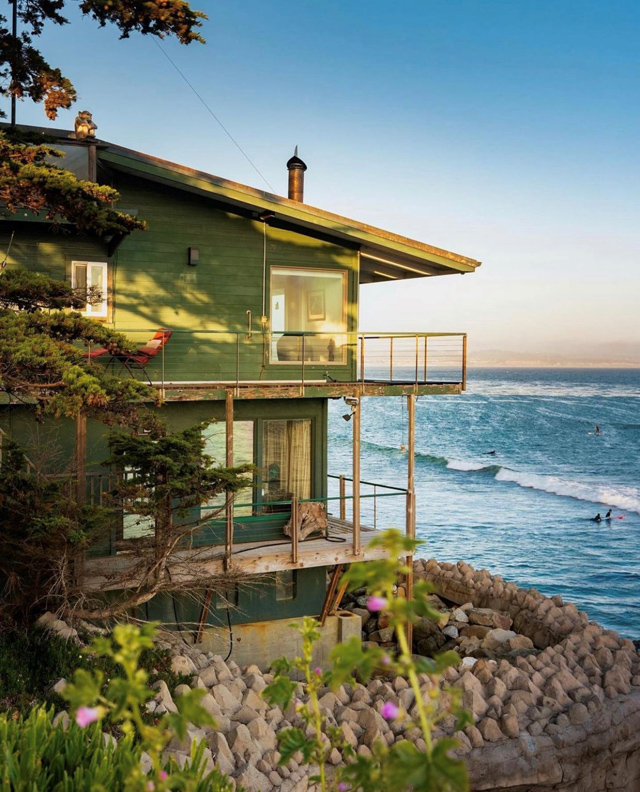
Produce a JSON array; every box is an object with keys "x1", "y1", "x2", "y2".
[{"x1": 197, "y1": 610, "x2": 361, "y2": 671}]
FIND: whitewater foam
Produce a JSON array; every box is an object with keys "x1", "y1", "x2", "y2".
[
  {"x1": 494, "y1": 468, "x2": 640, "y2": 514},
  {"x1": 446, "y1": 459, "x2": 492, "y2": 472}
]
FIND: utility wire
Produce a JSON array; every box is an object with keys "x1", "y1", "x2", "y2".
[{"x1": 153, "y1": 39, "x2": 276, "y2": 193}]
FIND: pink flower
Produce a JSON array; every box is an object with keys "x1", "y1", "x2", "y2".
[
  {"x1": 381, "y1": 702, "x2": 399, "y2": 720},
  {"x1": 338, "y1": 784, "x2": 348, "y2": 791},
  {"x1": 159, "y1": 771, "x2": 168, "y2": 781},
  {"x1": 314, "y1": 667, "x2": 322, "y2": 675},
  {"x1": 146, "y1": 783, "x2": 155, "y2": 792},
  {"x1": 381, "y1": 654, "x2": 391, "y2": 666},
  {"x1": 75, "y1": 706, "x2": 100, "y2": 727},
  {"x1": 367, "y1": 596, "x2": 388, "y2": 612}
]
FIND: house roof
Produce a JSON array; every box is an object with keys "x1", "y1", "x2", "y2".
[{"x1": 6, "y1": 125, "x2": 482, "y2": 282}]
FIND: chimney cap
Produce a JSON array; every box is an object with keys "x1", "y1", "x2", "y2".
[{"x1": 287, "y1": 146, "x2": 307, "y2": 172}]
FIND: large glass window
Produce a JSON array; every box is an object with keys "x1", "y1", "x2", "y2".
[
  {"x1": 262, "y1": 419, "x2": 311, "y2": 510},
  {"x1": 270, "y1": 267, "x2": 347, "y2": 363},
  {"x1": 72, "y1": 260, "x2": 108, "y2": 316},
  {"x1": 202, "y1": 421, "x2": 255, "y2": 517}
]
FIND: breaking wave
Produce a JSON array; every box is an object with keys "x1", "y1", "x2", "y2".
[{"x1": 346, "y1": 437, "x2": 640, "y2": 514}]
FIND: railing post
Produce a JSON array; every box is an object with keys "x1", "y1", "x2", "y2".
[
  {"x1": 224, "y1": 390, "x2": 234, "y2": 570},
  {"x1": 360, "y1": 335, "x2": 365, "y2": 383},
  {"x1": 235, "y1": 334, "x2": 240, "y2": 396},
  {"x1": 415, "y1": 334, "x2": 419, "y2": 385},
  {"x1": 462, "y1": 334, "x2": 468, "y2": 391},
  {"x1": 389, "y1": 337, "x2": 394, "y2": 382},
  {"x1": 161, "y1": 336, "x2": 165, "y2": 399},
  {"x1": 424, "y1": 336, "x2": 428, "y2": 383},
  {"x1": 352, "y1": 397, "x2": 361, "y2": 556},
  {"x1": 339, "y1": 475, "x2": 346, "y2": 521},
  {"x1": 291, "y1": 496, "x2": 299, "y2": 563},
  {"x1": 373, "y1": 483, "x2": 377, "y2": 530}
]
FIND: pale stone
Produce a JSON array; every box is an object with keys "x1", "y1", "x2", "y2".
[
  {"x1": 212, "y1": 684, "x2": 242, "y2": 714},
  {"x1": 248, "y1": 717, "x2": 277, "y2": 751},
  {"x1": 210, "y1": 733, "x2": 235, "y2": 776},
  {"x1": 235, "y1": 766, "x2": 272, "y2": 792},
  {"x1": 452, "y1": 608, "x2": 469, "y2": 623},
  {"x1": 233, "y1": 705, "x2": 260, "y2": 724},
  {"x1": 153, "y1": 680, "x2": 178, "y2": 714},
  {"x1": 52, "y1": 678, "x2": 68, "y2": 695},
  {"x1": 465, "y1": 725, "x2": 484, "y2": 748},
  {"x1": 174, "y1": 683, "x2": 191, "y2": 697},
  {"x1": 478, "y1": 717, "x2": 503, "y2": 742},
  {"x1": 568, "y1": 702, "x2": 590, "y2": 725},
  {"x1": 171, "y1": 655, "x2": 198, "y2": 676},
  {"x1": 443, "y1": 625, "x2": 459, "y2": 639},
  {"x1": 198, "y1": 666, "x2": 218, "y2": 687}
]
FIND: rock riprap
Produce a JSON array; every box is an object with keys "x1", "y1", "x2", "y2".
[{"x1": 38, "y1": 558, "x2": 640, "y2": 792}]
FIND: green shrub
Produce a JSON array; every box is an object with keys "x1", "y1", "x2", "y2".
[{"x1": 0, "y1": 626, "x2": 190, "y2": 716}]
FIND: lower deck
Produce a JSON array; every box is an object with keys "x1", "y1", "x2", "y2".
[{"x1": 82, "y1": 517, "x2": 383, "y2": 591}]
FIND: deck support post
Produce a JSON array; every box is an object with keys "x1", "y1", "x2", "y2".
[
  {"x1": 405, "y1": 394, "x2": 416, "y2": 651},
  {"x1": 224, "y1": 390, "x2": 234, "y2": 570},
  {"x1": 352, "y1": 397, "x2": 361, "y2": 556}
]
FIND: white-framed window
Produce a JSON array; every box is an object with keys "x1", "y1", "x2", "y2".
[{"x1": 71, "y1": 261, "x2": 108, "y2": 316}]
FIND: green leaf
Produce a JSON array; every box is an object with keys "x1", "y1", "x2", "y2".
[
  {"x1": 262, "y1": 675, "x2": 298, "y2": 710},
  {"x1": 277, "y1": 727, "x2": 314, "y2": 765}
]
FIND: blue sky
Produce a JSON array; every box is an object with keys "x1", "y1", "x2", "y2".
[{"x1": 16, "y1": 0, "x2": 640, "y2": 361}]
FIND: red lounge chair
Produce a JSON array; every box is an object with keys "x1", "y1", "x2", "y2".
[{"x1": 85, "y1": 329, "x2": 172, "y2": 384}]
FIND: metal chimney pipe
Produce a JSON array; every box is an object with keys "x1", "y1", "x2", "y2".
[{"x1": 287, "y1": 146, "x2": 307, "y2": 202}]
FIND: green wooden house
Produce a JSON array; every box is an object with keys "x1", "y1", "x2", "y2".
[{"x1": 0, "y1": 124, "x2": 480, "y2": 664}]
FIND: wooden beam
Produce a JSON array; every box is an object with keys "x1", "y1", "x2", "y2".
[
  {"x1": 406, "y1": 394, "x2": 416, "y2": 651},
  {"x1": 329, "y1": 578, "x2": 350, "y2": 618},
  {"x1": 352, "y1": 398, "x2": 361, "y2": 556},
  {"x1": 224, "y1": 390, "x2": 234, "y2": 570},
  {"x1": 196, "y1": 589, "x2": 214, "y2": 643},
  {"x1": 319, "y1": 564, "x2": 344, "y2": 626}
]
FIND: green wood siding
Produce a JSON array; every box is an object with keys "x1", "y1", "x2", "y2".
[
  {"x1": 110, "y1": 175, "x2": 358, "y2": 383},
  {"x1": 141, "y1": 567, "x2": 327, "y2": 628}
]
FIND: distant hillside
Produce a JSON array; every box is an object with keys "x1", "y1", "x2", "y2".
[{"x1": 469, "y1": 345, "x2": 640, "y2": 368}]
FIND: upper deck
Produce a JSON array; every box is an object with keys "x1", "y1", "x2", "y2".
[{"x1": 88, "y1": 328, "x2": 467, "y2": 399}]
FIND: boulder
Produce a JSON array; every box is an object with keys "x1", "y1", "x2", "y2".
[
  {"x1": 467, "y1": 608, "x2": 512, "y2": 630},
  {"x1": 209, "y1": 733, "x2": 235, "y2": 776},
  {"x1": 482, "y1": 629, "x2": 518, "y2": 652}
]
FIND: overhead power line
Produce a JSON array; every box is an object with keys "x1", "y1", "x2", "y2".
[{"x1": 153, "y1": 39, "x2": 276, "y2": 193}]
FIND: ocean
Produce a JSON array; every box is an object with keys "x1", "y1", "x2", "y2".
[{"x1": 328, "y1": 368, "x2": 640, "y2": 639}]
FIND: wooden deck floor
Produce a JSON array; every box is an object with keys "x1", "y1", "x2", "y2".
[{"x1": 82, "y1": 518, "x2": 384, "y2": 591}]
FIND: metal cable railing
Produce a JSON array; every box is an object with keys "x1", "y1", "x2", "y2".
[{"x1": 82, "y1": 329, "x2": 467, "y2": 392}]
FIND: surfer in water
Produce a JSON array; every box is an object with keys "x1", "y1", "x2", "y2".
[
  {"x1": 595, "y1": 425, "x2": 601, "y2": 435},
  {"x1": 593, "y1": 513, "x2": 602, "y2": 523},
  {"x1": 605, "y1": 509, "x2": 613, "y2": 520}
]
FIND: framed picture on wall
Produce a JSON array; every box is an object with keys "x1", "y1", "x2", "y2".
[{"x1": 307, "y1": 290, "x2": 326, "y2": 321}]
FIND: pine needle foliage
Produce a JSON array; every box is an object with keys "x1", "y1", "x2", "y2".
[
  {"x1": 0, "y1": 0, "x2": 206, "y2": 120},
  {"x1": 0, "y1": 131, "x2": 146, "y2": 234}
]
